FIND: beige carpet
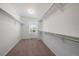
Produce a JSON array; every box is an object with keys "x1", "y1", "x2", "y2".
[{"x1": 6, "y1": 39, "x2": 55, "y2": 56}]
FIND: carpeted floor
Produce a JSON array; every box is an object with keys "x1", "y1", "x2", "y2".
[{"x1": 6, "y1": 39, "x2": 55, "y2": 56}]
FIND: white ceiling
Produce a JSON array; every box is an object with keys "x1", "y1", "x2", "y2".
[{"x1": 11, "y1": 3, "x2": 53, "y2": 20}]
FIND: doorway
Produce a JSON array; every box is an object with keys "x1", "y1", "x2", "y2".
[{"x1": 29, "y1": 21, "x2": 38, "y2": 39}]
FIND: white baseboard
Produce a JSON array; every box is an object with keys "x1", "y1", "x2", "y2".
[{"x1": 4, "y1": 39, "x2": 21, "y2": 56}]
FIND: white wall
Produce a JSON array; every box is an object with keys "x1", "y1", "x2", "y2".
[
  {"x1": 42, "y1": 32, "x2": 79, "y2": 56},
  {"x1": 42, "y1": 4, "x2": 79, "y2": 38},
  {"x1": 0, "y1": 3, "x2": 20, "y2": 21},
  {"x1": 0, "y1": 9, "x2": 21, "y2": 56},
  {"x1": 21, "y1": 17, "x2": 30, "y2": 39},
  {"x1": 41, "y1": 4, "x2": 79, "y2": 56}
]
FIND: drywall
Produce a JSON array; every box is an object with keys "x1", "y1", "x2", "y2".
[
  {"x1": 41, "y1": 32, "x2": 79, "y2": 56},
  {"x1": 42, "y1": 4, "x2": 79, "y2": 38},
  {"x1": 0, "y1": 9, "x2": 21, "y2": 56},
  {"x1": 21, "y1": 17, "x2": 30, "y2": 39},
  {"x1": 41, "y1": 4, "x2": 79, "y2": 56},
  {"x1": 0, "y1": 3, "x2": 21, "y2": 22}
]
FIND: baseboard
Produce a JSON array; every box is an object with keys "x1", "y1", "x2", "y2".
[
  {"x1": 22, "y1": 38, "x2": 41, "y2": 40},
  {"x1": 41, "y1": 40, "x2": 56, "y2": 56},
  {"x1": 5, "y1": 39, "x2": 21, "y2": 56}
]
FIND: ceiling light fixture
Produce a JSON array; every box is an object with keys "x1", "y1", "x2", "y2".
[{"x1": 27, "y1": 9, "x2": 35, "y2": 14}]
